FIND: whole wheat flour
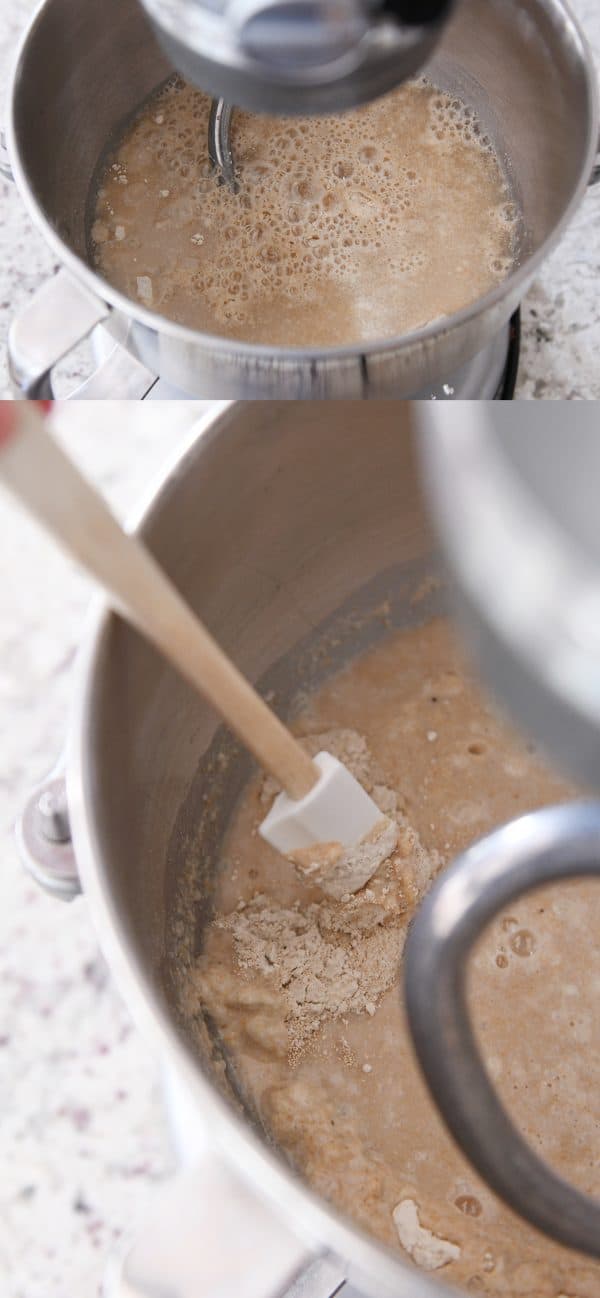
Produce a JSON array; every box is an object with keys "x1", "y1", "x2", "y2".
[{"x1": 198, "y1": 728, "x2": 440, "y2": 1057}]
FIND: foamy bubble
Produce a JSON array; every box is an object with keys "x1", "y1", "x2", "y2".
[{"x1": 91, "y1": 73, "x2": 519, "y2": 345}]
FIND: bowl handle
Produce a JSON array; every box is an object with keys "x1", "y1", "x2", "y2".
[
  {"x1": 7, "y1": 268, "x2": 156, "y2": 400},
  {"x1": 404, "y1": 801, "x2": 600, "y2": 1259},
  {"x1": 104, "y1": 1147, "x2": 329, "y2": 1298}
]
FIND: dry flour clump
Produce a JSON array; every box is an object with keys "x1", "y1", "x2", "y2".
[
  {"x1": 393, "y1": 1200, "x2": 461, "y2": 1270},
  {"x1": 211, "y1": 728, "x2": 441, "y2": 1057},
  {"x1": 218, "y1": 886, "x2": 405, "y2": 1054}
]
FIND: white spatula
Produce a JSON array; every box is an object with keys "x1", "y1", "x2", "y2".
[{"x1": 0, "y1": 403, "x2": 395, "y2": 897}]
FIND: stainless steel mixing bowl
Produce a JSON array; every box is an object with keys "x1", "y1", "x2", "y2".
[
  {"x1": 42, "y1": 401, "x2": 596, "y2": 1296},
  {"x1": 4, "y1": 0, "x2": 599, "y2": 398}
]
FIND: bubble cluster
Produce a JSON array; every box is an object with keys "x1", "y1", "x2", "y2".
[
  {"x1": 510, "y1": 928, "x2": 536, "y2": 957},
  {"x1": 495, "y1": 915, "x2": 537, "y2": 968},
  {"x1": 90, "y1": 74, "x2": 519, "y2": 346},
  {"x1": 455, "y1": 1194, "x2": 483, "y2": 1218}
]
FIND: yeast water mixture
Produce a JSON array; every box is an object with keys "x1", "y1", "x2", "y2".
[
  {"x1": 91, "y1": 78, "x2": 518, "y2": 345},
  {"x1": 176, "y1": 619, "x2": 600, "y2": 1298}
]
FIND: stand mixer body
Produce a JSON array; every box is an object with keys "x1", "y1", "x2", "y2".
[{"x1": 137, "y1": 0, "x2": 456, "y2": 112}]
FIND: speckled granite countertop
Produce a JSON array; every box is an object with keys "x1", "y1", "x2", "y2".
[
  {"x1": 1, "y1": 0, "x2": 599, "y2": 399},
  {"x1": 0, "y1": 402, "x2": 212, "y2": 1297}
]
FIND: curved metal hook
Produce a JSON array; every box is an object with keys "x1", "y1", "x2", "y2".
[{"x1": 404, "y1": 801, "x2": 600, "y2": 1258}]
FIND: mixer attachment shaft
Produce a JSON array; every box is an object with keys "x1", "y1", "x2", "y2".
[{"x1": 207, "y1": 99, "x2": 238, "y2": 191}]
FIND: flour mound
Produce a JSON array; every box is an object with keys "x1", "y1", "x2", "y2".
[
  {"x1": 215, "y1": 728, "x2": 440, "y2": 1055},
  {"x1": 219, "y1": 887, "x2": 405, "y2": 1054}
]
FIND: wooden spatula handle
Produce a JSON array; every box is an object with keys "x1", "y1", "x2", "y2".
[{"x1": 0, "y1": 404, "x2": 318, "y2": 801}]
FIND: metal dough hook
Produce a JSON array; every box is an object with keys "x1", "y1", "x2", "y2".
[
  {"x1": 404, "y1": 801, "x2": 600, "y2": 1260},
  {"x1": 207, "y1": 99, "x2": 238, "y2": 191}
]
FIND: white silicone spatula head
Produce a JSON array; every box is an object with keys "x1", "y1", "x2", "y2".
[
  {"x1": 259, "y1": 750, "x2": 396, "y2": 900},
  {"x1": 0, "y1": 401, "x2": 396, "y2": 899},
  {"x1": 260, "y1": 750, "x2": 383, "y2": 852}
]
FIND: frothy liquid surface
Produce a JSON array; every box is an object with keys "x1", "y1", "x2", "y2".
[{"x1": 91, "y1": 78, "x2": 518, "y2": 346}]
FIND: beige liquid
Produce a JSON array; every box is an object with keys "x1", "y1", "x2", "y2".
[
  {"x1": 91, "y1": 77, "x2": 518, "y2": 345},
  {"x1": 177, "y1": 619, "x2": 600, "y2": 1298}
]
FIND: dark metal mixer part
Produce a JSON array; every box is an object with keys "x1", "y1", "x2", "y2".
[
  {"x1": 405, "y1": 801, "x2": 600, "y2": 1259},
  {"x1": 138, "y1": 0, "x2": 455, "y2": 116},
  {"x1": 207, "y1": 100, "x2": 237, "y2": 189},
  {"x1": 203, "y1": 3, "x2": 455, "y2": 191}
]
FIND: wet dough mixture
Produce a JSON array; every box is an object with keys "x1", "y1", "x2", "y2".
[
  {"x1": 178, "y1": 619, "x2": 600, "y2": 1297},
  {"x1": 91, "y1": 77, "x2": 518, "y2": 345}
]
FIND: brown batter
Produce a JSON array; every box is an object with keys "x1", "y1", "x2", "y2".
[
  {"x1": 179, "y1": 619, "x2": 599, "y2": 1297},
  {"x1": 91, "y1": 77, "x2": 518, "y2": 345}
]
